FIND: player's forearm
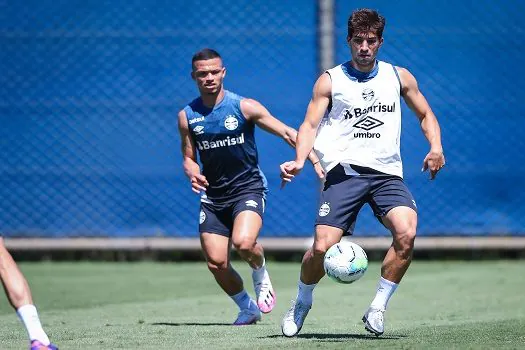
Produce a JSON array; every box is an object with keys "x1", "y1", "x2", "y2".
[
  {"x1": 306, "y1": 150, "x2": 320, "y2": 165},
  {"x1": 420, "y1": 113, "x2": 443, "y2": 152},
  {"x1": 284, "y1": 127, "x2": 319, "y2": 165},
  {"x1": 183, "y1": 157, "x2": 201, "y2": 178},
  {"x1": 295, "y1": 123, "x2": 317, "y2": 165}
]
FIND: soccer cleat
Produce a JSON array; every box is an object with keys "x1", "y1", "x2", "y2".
[
  {"x1": 30, "y1": 340, "x2": 59, "y2": 350},
  {"x1": 281, "y1": 300, "x2": 311, "y2": 337},
  {"x1": 362, "y1": 307, "x2": 385, "y2": 336},
  {"x1": 233, "y1": 307, "x2": 262, "y2": 326},
  {"x1": 253, "y1": 269, "x2": 276, "y2": 313}
]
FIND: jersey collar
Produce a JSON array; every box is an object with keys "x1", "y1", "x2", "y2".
[{"x1": 341, "y1": 60, "x2": 379, "y2": 82}]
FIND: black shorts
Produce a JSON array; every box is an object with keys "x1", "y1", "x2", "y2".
[
  {"x1": 199, "y1": 193, "x2": 266, "y2": 236},
  {"x1": 315, "y1": 164, "x2": 417, "y2": 235}
]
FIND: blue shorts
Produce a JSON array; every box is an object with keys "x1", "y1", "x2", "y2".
[
  {"x1": 315, "y1": 164, "x2": 417, "y2": 235},
  {"x1": 199, "y1": 193, "x2": 266, "y2": 236}
]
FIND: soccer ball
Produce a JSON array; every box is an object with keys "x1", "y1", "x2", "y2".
[{"x1": 323, "y1": 241, "x2": 368, "y2": 284}]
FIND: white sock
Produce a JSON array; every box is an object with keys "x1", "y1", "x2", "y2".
[
  {"x1": 16, "y1": 304, "x2": 50, "y2": 345},
  {"x1": 252, "y1": 257, "x2": 267, "y2": 282},
  {"x1": 370, "y1": 277, "x2": 398, "y2": 310},
  {"x1": 296, "y1": 280, "x2": 316, "y2": 306},
  {"x1": 230, "y1": 289, "x2": 255, "y2": 311}
]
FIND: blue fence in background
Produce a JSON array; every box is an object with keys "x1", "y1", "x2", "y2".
[{"x1": 0, "y1": 0, "x2": 523, "y2": 237}]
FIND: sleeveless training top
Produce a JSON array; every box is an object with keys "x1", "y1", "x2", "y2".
[
  {"x1": 184, "y1": 90, "x2": 268, "y2": 203},
  {"x1": 314, "y1": 60, "x2": 403, "y2": 177}
]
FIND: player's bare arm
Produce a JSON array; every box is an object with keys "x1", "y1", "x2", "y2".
[
  {"x1": 280, "y1": 73, "x2": 331, "y2": 185},
  {"x1": 397, "y1": 67, "x2": 445, "y2": 180},
  {"x1": 241, "y1": 98, "x2": 324, "y2": 179},
  {"x1": 177, "y1": 110, "x2": 209, "y2": 193}
]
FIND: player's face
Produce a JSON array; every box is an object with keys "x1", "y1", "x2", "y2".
[
  {"x1": 348, "y1": 32, "x2": 383, "y2": 69},
  {"x1": 191, "y1": 58, "x2": 226, "y2": 95}
]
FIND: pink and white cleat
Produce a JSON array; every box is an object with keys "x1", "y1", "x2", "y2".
[{"x1": 253, "y1": 269, "x2": 276, "y2": 313}]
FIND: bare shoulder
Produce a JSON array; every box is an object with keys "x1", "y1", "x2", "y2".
[
  {"x1": 240, "y1": 98, "x2": 266, "y2": 119},
  {"x1": 394, "y1": 66, "x2": 417, "y2": 91},
  {"x1": 178, "y1": 109, "x2": 188, "y2": 128},
  {"x1": 313, "y1": 72, "x2": 332, "y2": 97}
]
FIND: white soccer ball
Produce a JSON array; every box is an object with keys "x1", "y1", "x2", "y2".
[{"x1": 323, "y1": 241, "x2": 368, "y2": 284}]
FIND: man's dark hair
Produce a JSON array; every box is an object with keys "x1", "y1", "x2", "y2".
[
  {"x1": 348, "y1": 9, "x2": 386, "y2": 39},
  {"x1": 191, "y1": 48, "x2": 221, "y2": 66}
]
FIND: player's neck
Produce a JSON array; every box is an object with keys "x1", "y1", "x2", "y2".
[
  {"x1": 200, "y1": 88, "x2": 225, "y2": 108},
  {"x1": 350, "y1": 60, "x2": 376, "y2": 73}
]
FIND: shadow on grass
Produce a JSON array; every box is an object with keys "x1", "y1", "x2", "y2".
[
  {"x1": 263, "y1": 333, "x2": 407, "y2": 341},
  {"x1": 151, "y1": 322, "x2": 232, "y2": 326}
]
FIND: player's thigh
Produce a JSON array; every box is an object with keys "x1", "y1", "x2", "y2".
[
  {"x1": 231, "y1": 194, "x2": 264, "y2": 248},
  {"x1": 200, "y1": 232, "x2": 231, "y2": 267},
  {"x1": 369, "y1": 176, "x2": 417, "y2": 216},
  {"x1": 369, "y1": 176, "x2": 418, "y2": 237},
  {"x1": 315, "y1": 164, "x2": 368, "y2": 235},
  {"x1": 199, "y1": 202, "x2": 232, "y2": 236},
  {"x1": 313, "y1": 225, "x2": 345, "y2": 254},
  {"x1": 381, "y1": 206, "x2": 417, "y2": 242}
]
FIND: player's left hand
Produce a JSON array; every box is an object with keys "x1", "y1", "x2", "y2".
[{"x1": 422, "y1": 149, "x2": 445, "y2": 180}]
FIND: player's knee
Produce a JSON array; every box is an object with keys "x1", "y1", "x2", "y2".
[
  {"x1": 0, "y1": 237, "x2": 7, "y2": 256},
  {"x1": 394, "y1": 225, "x2": 416, "y2": 258},
  {"x1": 312, "y1": 241, "x2": 330, "y2": 258},
  {"x1": 232, "y1": 236, "x2": 256, "y2": 253},
  {"x1": 206, "y1": 258, "x2": 229, "y2": 273}
]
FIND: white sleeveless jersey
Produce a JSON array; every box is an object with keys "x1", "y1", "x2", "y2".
[{"x1": 314, "y1": 60, "x2": 403, "y2": 177}]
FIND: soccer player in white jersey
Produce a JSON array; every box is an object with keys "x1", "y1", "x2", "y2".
[
  {"x1": 0, "y1": 238, "x2": 58, "y2": 349},
  {"x1": 280, "y1": 8, "x2": 445, "y2": 337}
]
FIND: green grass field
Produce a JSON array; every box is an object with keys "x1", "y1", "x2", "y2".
[{"x1": 1, "y1": 261, "x2": 524, "y2": 349}]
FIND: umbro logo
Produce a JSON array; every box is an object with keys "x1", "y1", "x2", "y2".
[
  {"x1": 353, "y1": 116, "x2": 383, "y2": 138},
  {"x1": 193, "y1": 125, "x2": 204, "y2": 135},
  {"x1": 245, "y1": 200, "x2": 258, "y2": 208},
  {"x1": 353, "y1": 116, "x2": 384, "y2": 131}
]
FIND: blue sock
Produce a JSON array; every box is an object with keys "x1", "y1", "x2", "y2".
[{"x1": 230, "y1": 289, "x2": 253, "y2": 310}]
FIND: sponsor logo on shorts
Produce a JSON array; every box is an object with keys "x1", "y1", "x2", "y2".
[
  {"x1": 224, "y1": 115, "x2": 239, "y2": 130},
  {"x1": 199, "y1": 210, "x2": 206, "y2": 224},
  {"x1": 318, "y1": 202, "x2": 330, "y2": 217},
  {"x1": 245, "y1": 200, "x2": 258, "y2": 208},
  {"x1": 412, "y1": 199, "x2": 417, "y2": 208}
]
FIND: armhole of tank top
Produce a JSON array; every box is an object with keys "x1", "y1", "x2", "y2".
[
  {"x1": 392, "y1": 64, "x2": 402, "y2": 94},
  {"x1": 182, "y1": 107, "x2": 197, "y2": 143},
  {"x1": 325, "y1": 70, "x2": 333, "y2": 114},
  {"x1": 236, "y1": 97, "x2": 250, "y2": 123},
  {"x1": 183, "y1": 106, "x2": 191, "y2": 123}
]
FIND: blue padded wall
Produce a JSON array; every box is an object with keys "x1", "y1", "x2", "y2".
[{"x1": 0, "y1": 0, "x2": 523, "y2": 237}]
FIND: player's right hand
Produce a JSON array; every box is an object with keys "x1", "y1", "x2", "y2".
[
  {"x1": 190, "y1": 174, "x2": 209, "y2": 193},
  {"x1": 280, "y1": 160, "x2": 304, "y2": 188}
]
